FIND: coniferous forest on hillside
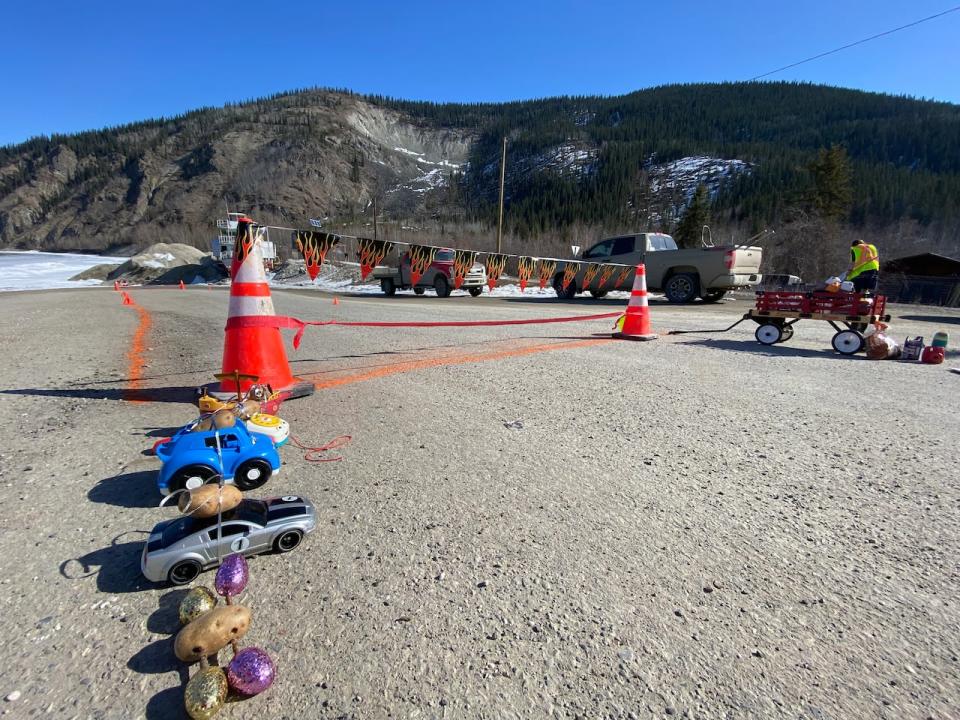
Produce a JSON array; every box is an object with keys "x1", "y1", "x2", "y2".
[{"x1": 1, "y1": 82, "x2": 958, "y2": 277}]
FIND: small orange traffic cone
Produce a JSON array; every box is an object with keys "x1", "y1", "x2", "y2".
[
  {"x1": 121, "y1": 292, "x2": 133, "y2": 306},
  {"x1": 613, "y1": 264, "x2": 657, "y2": 341},
  {"x1": 179, "y1": 280, "x2": 186, "y2": 290},
  {"x1": 215, "y1": 218, "x2": 314, "y2": 400},
  {"x1": 113, "y1": 280, "x2": 120, "y2": 291},
  {"x1": 332, "y1": 296, "x2": 340, "y2": 305}
]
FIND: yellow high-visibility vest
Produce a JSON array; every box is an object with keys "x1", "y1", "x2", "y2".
[{"x1": 849, "y1": 243, "x2": 879, "y2": 279}]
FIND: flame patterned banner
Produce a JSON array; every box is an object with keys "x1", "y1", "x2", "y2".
[
  {"x1": 357, "y1": 238, "x2": 395, "y2": 281},
  {"x1": 614, "y1": 265, "x2": 635, "y2": 289},
  {"x1": 452, "y1": 250, "x2": 478, "y2": 290},
  {"x1": 408, "y1": 245, "x2": 439, "y2": 286},
  {"x1": 561, "y1": 261, "x2": 580, "y2": 291},
  {"x1": 598, "y1": 263, "x2": 616, "y2": 289},
  {"x1": 538, "y1": 259, "x2": 557, "y2": 290},
  {"x1": 294, "y1": 231, "x2": 340, "y2": 281},
  {"x1": 582, "y1": 263, "x2": 601, "y2": 290},
  {"x1": 484, "y1": 253, "x2": 508, "y2": 290},
  {"x1": 232, "y1": 220, "x2": 256, "y2": 276},
  {"x1": 517, "y1": 256, "x2": 537, "y2": 292}
]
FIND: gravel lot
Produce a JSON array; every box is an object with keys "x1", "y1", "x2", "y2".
[{"x1": 0, "y1": 286, "x2": 957, "y2": 719}]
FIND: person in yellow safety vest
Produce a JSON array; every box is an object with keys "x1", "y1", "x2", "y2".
[{"x1": 847, "y1": 239, "x2": 880, "y2": 293}]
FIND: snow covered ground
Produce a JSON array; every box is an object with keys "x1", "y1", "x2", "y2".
[{"x1": 0, "y1": 251, "x2": 125, "y2": 292}]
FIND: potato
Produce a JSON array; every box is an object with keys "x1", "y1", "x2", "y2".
[
  {"x1": 212, "y1": 409, "x2": 236, "y2": 429},
  {"x1": 174, "y1": 605, "x2": 251, "y2": 662},
  {"x1": 177, "y1": 484, "x2": 243, "y2": 518}
]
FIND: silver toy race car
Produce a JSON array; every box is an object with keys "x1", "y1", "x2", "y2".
[{"x1": 141, "y1": 496, "x2": 317, "y2": 585}]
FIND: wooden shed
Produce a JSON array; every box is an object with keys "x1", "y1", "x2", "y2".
[{"x1": 880, "y1": 253, "x2": 960, "y2": 307}]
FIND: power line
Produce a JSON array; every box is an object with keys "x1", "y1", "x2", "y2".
[{"x1": 751, "y1": 5, "x2": 960, "y2": 80}]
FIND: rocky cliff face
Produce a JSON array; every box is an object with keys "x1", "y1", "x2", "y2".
[{"x1": 0, "y1": 91, "x2": 472, "y2": 253}]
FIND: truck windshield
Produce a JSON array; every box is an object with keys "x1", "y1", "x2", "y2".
[{"x1": 435, "y1": 250, "x2": 454, "y2": 261}]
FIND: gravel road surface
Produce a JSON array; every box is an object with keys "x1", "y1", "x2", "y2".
[{"x1": 0, "y1": 286, "x2": 957, "y2": 719}]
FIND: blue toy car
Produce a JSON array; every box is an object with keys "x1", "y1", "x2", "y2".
[{"x1": 156, "y1": 421, "x2": 281, "y2": 495}]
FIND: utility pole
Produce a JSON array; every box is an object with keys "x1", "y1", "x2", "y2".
[
  {"x1": 496, "y1": 137, "x2": 507, "y2": 254},
  {"x1": 372, "y1": 194, "x2": 378, "y2": 241}
]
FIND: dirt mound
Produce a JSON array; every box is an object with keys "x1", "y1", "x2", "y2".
[{"x1": 107, "y1": 242, "x2": 227, "y2": 285}]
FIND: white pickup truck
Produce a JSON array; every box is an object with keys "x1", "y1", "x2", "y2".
[{"x1": 555, "y1": 232, "x2": 762, "y2": 303}]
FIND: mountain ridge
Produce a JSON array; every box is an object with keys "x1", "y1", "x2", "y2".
[{"x1": 2, "y1": 82, "x2": 958, "y2": 257}]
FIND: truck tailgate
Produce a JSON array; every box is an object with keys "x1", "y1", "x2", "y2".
[{"x1": 730, "y1": 246, "x2": 762, "y2": 274}]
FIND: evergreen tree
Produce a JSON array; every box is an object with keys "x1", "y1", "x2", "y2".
[
  {"x1": 674, "y1": 184, "x2": 710, "y2": 248},
  {"x1": 808, "y1": 145, "x2": 853, "y2": 222}
]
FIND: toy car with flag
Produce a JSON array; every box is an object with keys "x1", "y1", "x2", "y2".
[
  {"x1": 141, "y1": 495, "x2": 317, "y2": 584},
  {"x1": 155, "y1": 421, "x2": 281, "y2": 496}
]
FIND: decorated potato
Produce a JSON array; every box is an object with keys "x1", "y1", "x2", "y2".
[
  {"x1": 174, "y1": 605, "x2": 251, "y2": 662},
  {"x1": 177, "y1": 484, "x2": 243, "y2": 518}
]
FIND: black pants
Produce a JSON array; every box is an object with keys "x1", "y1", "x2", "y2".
[{"x1": 852, "y1": 270, "x2": 878, "y2": 293}]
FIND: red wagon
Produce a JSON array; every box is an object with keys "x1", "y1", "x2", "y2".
[{"x1": 747, "y1": 290, "x2": 891, "y2": 354}]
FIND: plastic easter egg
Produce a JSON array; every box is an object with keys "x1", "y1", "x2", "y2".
[
  {"x1": 184, "y1": 666, "x2": 228, "y2": 719},
  {"x1": 179, "y1": 586, "x2": 218, "y2": 625},
  {"x1": 214, "y1": 553, "x2": 249, "y2": 598},
  {"x1": 227, "y1": 646, "x2": 276, "y2": 696}
]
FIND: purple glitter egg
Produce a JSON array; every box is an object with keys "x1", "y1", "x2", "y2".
[
  {"x1": 227, "y1": 647, "x2": 276, "y2": 696},
  {"x1": 214, "y1": 553, "x2": 249, "y2": 598}
]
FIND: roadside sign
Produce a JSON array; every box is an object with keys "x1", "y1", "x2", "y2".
[{"x1": 571, "y1": 245, "x2": 580, "y2": 257}]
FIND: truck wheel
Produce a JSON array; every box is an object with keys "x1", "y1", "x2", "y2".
[
  {"x1": 469, "y1": 287, "x2": 483, "y2": 297},
  {"x1": 664, "y1": 273, "x2": 700, "y2": 303},
  {"x1": 168, "y1": 560, "x2": 202, "y2": 586},
  {"x1": 169, "y1": 464, "x2": 216, "y2": 493},
  {"x1": 380, "y1": 278, "x2": 396, "y2": 296},
  {"x1": 234, "y1": 459, "x2": 272, "y2": 491},
  {"x1": 755, "y1": 323, "x2": 783, "y2": 345},
  {"x1": 434, "y1": 274, "x2": 451, "y2": 298},
  {"x1": 589, "y1": 290, "x2": 608, "y2": 298},
  {"x1": 552, "y1": 273, "x2": 576, "y2": 300},
  {"x1": 414, "y1": 288, "x2": 425, "y2": 296},
  {"x1": 701, "y1": 290, "x2": 727, "y2": 303}
]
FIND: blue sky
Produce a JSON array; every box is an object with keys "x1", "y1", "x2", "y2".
[{"x1": 2, "y1": 0, "x2": 958, "y2": 146}]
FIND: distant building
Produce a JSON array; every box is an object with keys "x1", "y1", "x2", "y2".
[
  {"x1": 879, "y1": 253, "x2": 960, "y2": 307},
  {"x1": 212, "y1": 213, "x2": 277, "y2": 270}
]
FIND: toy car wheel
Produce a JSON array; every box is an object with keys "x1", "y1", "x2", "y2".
[
  {"x1": 414, "y1": 287, "x2": 425, "y2": 296},
  {"x1": 274, "y1": 530, "x2": 303, "y2": 553},
  {"x1": 168, "y1": 560, "x2": 202, "y2": 586},
  {"x1": 233, "y1": 459, "x2": 272, "y2": 491},
  {"x1": 832, "y1": 330, "x2": 864, "y2": 355},
  {"x1": 469, "y1": 287, "x2": 482, "y2": 297},
  {"x1": 776, "y1": 326, "x2": 794, "y2": 343},
  {"x1": 169, "y1": 464, "x2": 216, "y2": 493},
  {"x1": 755, "y1": 323, "x2": 783, "y2": 345}
]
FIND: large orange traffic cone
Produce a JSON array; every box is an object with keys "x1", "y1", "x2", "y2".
[
  {"x1": 214, "y1": 218, "x2": 314, "y2": 400},
  {"x1": 613, "y1": 264, "x2": 657, "y2": 341}
]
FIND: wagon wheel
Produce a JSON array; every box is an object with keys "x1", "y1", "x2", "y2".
[
  {"x1": 776, "y1": 326, "x2": 795, "y2": 343},
  {"x1": 755, "y1": 323, "x2": 783, "y2": 345},
  {"x1": 832, "y1": 330, "x2": 864, "y2": 355}
]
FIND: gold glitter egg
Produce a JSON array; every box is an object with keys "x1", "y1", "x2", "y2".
[
  {"x1": 178, "y1": 587, "x2": 217, "y2": 625},
  {"x1": 184, "y1": 666, "x2": 227, "y2": 720}
]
